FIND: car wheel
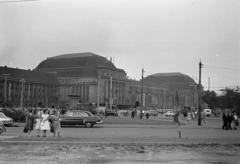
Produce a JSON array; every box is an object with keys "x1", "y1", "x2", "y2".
[{"x1": 85, "y1": 122, "x2": 93, "y2": 128}]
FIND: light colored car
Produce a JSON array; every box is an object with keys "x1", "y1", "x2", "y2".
[
  {"x1": 0, "y1": 112, "x2": 13, "y2": 126},
  {"x1": 165, "y1": 111, "x2": 175, "y2": 117},
  {"x1": 204, "y1": 109, "x2": 212, "y2": 117}
]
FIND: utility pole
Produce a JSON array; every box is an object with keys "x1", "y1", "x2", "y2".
[
  {"x1": 97, "y1": 74, "x2": 101, "y2": 114},
  {"x1": 176, "y1": 91, "x2": 181, "y2": 138},
  {"x1": 198, "y1": 61, "x2": 202, "y2": 126},
  {"x1": 3, "y1": 74, "x2": 10, "y2": 104},
  {"x1": 20, "y1": 78, "x2": 25, "y2": 109},
  {"x1": 163, "y1": 89, "x2": 165, "y2": 111},
  {"x1": 141, "y1": 68, "x2": 144, "y2": 119}
]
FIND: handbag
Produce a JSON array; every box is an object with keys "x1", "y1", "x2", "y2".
[
  {"x1": 23, "y1": 125, "x2": 28, "y2": 133},
  {"x1": 50, "y1": 124, "x2": 54, "y2": 133}
]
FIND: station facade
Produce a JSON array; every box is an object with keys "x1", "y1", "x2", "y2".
[
  {"x1": 0, "y1": 66, "x2": 60, "y2": 108},
  {"x1": 1, "y1": 52, "x2": 199, "y2": 110}
]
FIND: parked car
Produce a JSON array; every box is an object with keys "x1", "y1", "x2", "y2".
[
  {"x1": 0, "y1": 121, "x2": 6, "y2": 134},
  {"x1": 105, "y1": 110, "x2": 118, "y2": 117},
  {"x1": 60, "y1": 110, "x2": 103, "y2": 128},
  {"x1": 148, "y1": 110, "x2": 158, "y2": 116},
  {"x1": 0, "y1": 112, "x2": 13, "y2": 126},
  {"x1": 204, "y1": 109, "x2": 212, "y2": 117},
  {"x1": 165, "y1": 111, "x2": 175, "y2": 117}
]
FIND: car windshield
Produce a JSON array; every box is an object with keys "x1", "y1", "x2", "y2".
[
  {"x1": 83, "y1": 111, "x2": 93, "y2": 116},
  {"x1": 65, "y1": 111, "x2": 93, "y2": 117},
  {"x1": 0, "y1": 113, "x2": 6, "y2": 118}
]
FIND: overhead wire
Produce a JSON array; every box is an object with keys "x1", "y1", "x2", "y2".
[
  {"x1": 200, "y1": 64, "x2": 239, "y2": 92},
  {"x1": 203, "y1": 64, "x2": 240, "y2": 72},
  {"x1": 203, "y1": 65, "x2": 240, "y2": 84}
]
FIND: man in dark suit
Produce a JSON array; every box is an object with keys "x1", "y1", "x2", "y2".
[
  {"x1": 227, "y1": 110, "x2": 233, "y2": 130},
  {"x1": 222, "y1": 109, "x2": 228, "y2": 130}
]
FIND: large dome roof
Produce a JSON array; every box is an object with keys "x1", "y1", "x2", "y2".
[
  {"x1": 36, "y1": 52, "x2": 117, "y2": 70},
  {"x1": 144, "y1": 72, "x2": 198, "y2": 90}
]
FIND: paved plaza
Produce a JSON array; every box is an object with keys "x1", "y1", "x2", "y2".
[{"x1": 0, "y1": 115, "x2": 240, "y2": 163}]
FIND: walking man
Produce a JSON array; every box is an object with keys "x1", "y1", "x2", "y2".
[{"x1": 222, "y1": 109, "x2": 228, "y2": 130}]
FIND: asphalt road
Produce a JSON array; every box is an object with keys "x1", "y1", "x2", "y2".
[
  {"x1": 1, "y1": 114, "x2": 239, "y2": 143},
  {"x1": 1, "y1": 115, "x2": 240, "y2": 164}
]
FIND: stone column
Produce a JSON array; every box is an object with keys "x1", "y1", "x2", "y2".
[{"x1": 105, "y1": 80, "x2": 108, "y2": 99}]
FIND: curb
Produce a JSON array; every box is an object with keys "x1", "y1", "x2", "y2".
[{"x1": 1, "y1": 140, "x2": 240, "y2": 145}]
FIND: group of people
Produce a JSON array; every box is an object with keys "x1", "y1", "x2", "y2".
[
  {"x1": 25, "y1": 108, "x2": 61, "y2": 137},
  {"x1": 222, "y1": 109, "x2": 239, "y2": 130},
  {"x1": 130, "y1": 109, "x2": 150, "y2": 119}
]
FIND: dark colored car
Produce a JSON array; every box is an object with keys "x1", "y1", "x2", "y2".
[
  {"x1": 0, "y1": 121, "x2": 6, "y2": 134},
  {"x1": 105, "y1": 110, "x2": 118, "y2": 117},
  {"x1": 60, "y1": 110, "x2": 103, "y2": 128}
]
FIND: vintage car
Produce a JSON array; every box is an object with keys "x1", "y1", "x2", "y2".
[
  {"x1": 0, "y1": 121, "x2": 6, "y2": 134},
  {"x1": 165, "y1": 111, "x2": 175, "y2": 117},
  {"x1": 60, "y1": 110, "x2": 103, "y2": 128},
  {"x1": 148, "y1": 110, "x2": 158, "y2": 116},
  {"x1": 0, "y1": 112, "x2": 13, "y2": 126},
  {"x1": 105, "y1": 110, "x2": 118, "y2": 117}
]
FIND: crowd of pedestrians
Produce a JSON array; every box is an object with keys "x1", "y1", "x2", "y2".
[
  {"x1": 24, "y1": 108, "x2": 61, "y2": 137},
  {"x1": 222, "y1": 109, "x2": 239, "y2": 130}
]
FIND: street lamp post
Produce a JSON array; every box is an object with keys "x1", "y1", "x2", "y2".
[
  {"x1": 3, "y1": 74, "x2": 10, "y2": 104},
  {"x1": 97, "y1": 74, "x2": 101, "y2": 114},
  {"x1": 198, "y1": 61, "x2": 202, "y2": 126},
  {"x1": 163, "y1": 88, "x2": 165, "y2": 111},
  {"x1": 141, "y1": 68, "x2": 144, "y2": 119},
  {"x1": 20, "y1": 78, "x2": 25, "y2": 109},
  {"x1": 110, "y1": 75, "x2": 112, "y2": 110}
]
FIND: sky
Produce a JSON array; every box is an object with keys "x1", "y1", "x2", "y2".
[{"x1": 0, "y1": 0, "x2": 240, "y2": 93}]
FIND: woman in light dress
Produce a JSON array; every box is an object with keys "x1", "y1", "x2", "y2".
[
  {"x1": 40, "y1": 109, "x2": 50, "y2": 137},
  {"x1": 186, "y1": 111, "x2": 192, "y2": 124},
  {"x1": 35, "y1": 108, "x2": 43, "y2": 137},
  {"x1": 52, "y1": 109, "x2": 61, "y2": 137}
]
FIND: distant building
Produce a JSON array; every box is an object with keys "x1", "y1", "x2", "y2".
[
  {"x1": 0, "y1": 66, "x2": 59, "y2": 108},
  {"x1": 143, "y1": 72, "x2": 199, "y2": 109},
  {"x1": 35, "y1": 52, "x2": 129, "y2": 109}
]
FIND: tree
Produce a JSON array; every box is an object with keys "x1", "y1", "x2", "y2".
[
  {"x1": 202, "y1": 90, "x2": 218, "y2": 109},
  {"x1": 202, "y1": 88, "x2": 240, "y2": 116}
]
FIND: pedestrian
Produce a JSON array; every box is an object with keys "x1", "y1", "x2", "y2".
[
  {"x1": 118, "y1": 110, "x2": 121, "y2": 117},
  {"x1": 222, "y1": 109, "x2": 228, "y2": 130},
  {"x1": 40, "y1": 108, "x2": 50, "y2": 137},
  {"x1": 35, "y1": 108, "x2": 43, "y2": 137},
  {"x1": 233, "y1": 112, "x2": 238, "y2": 130},
  {"x1": 137, "y1": 109, "x2": 140, "y2": 119},
  {"x1": 134, "y1": 109, "x2": 137, "y2": 119},
  {"x1": 186, "y1": 111, "x2": 192, "y2": 124},
  {"x1": 52, "y1": 109, "x2": 61, "y2": 137},
  {"x1": 131, "y1": 109, "x2": 135, "y2": 119},
  {"x1": 146, "y1": 111, "x2": 149, "y2": 119},
  {"x1": 26, "y1": 109, "x2": 35, "y2": 137},
  {"x1": 201, "y1": 110, "x2": 206, "y2": 125},
  {"x1": 227, "y1": 110, "x2": 233, "y2": 130},
  {"x1": 191, "y1": 111, "x2": 195, "y2": 120}
]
